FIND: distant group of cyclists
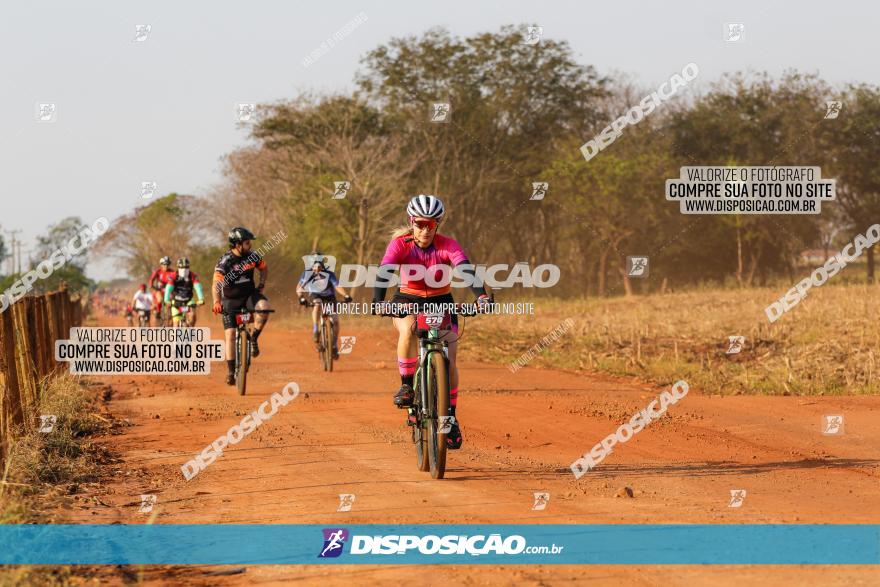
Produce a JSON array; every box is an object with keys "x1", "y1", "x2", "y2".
[
  {"x1": 129, "y1": 257, "x2": 205, "y2": 327},
  {"x1": 91, "y1": 289, "x2": 127, "y2": 317},
  {"x1": 121, "y1": 194, "x2": 487, "y2": 450}
]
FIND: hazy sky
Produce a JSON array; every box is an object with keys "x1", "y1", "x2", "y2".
[{"x1": 2, "y1": 0, "x2": 877, "y2": 279}]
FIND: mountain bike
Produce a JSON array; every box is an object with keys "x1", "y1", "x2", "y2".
[
  {"x1": 136, "y1": 309, "x2": 150, "y2": 327},
  {"x1": 304, "y1": 298, "x2": 337, "y2": 372},
  {"x1": 230, "y1": 307, "x2": 275, "y2": 396},
  {"x1": 301, "y1": 296, "x2": 350, "y2": 372},
  {"x1": 316, "y1": 299, "x2": 341, "y2": 371},
  {"x1": 171, "y1": 299, "x2": 204, "y2": 328},
  {"x1": 380, "y1": 299, "x2": 492, "y2": 479}
]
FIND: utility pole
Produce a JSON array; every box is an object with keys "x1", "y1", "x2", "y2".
[
  {"x1": 3, "y1": 229, "x2": 21, "y2": 275},
  {"x1": 18, "y1": 246, "x2": 31, "y2": 273}
]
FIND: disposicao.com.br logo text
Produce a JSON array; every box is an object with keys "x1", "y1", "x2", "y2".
[{"x1": 318, "y1": 529, "x2": 564, "y2": 558}]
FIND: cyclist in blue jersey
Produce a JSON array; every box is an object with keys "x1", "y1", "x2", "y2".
[{"x1": 296, "y1": 252, "x2": 352, "y2": 359}]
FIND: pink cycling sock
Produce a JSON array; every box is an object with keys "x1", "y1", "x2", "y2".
[
  {"x1": 450, "y1": 387, "x2": 458, "y2": 407},
  {"x1": 398, "y1": 357, "x2": 417, "y2": 375}
]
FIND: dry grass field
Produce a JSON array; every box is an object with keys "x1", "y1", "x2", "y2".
[{"x1": 464, "y1": 281, "x2": 880, "y2": 396}]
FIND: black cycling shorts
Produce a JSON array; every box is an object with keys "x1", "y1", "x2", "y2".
[
  {"x1": 221, "y1": 290, "x2": 268, "y2": 329},
  {"x1": 390, "y1": 291, "x2": 458, "y2": 328},
  {"x1": 308, "y1": 293, "x2": 340, "y2": 314},
  {"x1": 308, "y1": 293, "x2": 335, "y2": 305}
]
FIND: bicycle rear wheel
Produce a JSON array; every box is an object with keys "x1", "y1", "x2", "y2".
[
  {"x1": 427, "y1": 351, "x2": 449, "y2": 479},
  {"x1": 412, "y1": 400, "x2": 431, "y2": 471},
  {"x1": 236, "y1": 330, "x2": 248, "y2": 395}
]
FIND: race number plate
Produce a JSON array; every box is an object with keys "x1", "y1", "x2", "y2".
[{"x1": 417, "y1": 313, "x2": 451, "y2": 330}]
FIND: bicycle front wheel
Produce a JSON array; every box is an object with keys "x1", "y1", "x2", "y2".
[
  {"x1": 322, "y1": 320, "x2": 333, "y2": 372},
  {"x1": 236, "y1": 330, "x2": 248, "y2": 396},
  {"x1": 413, "y1": 366, "x2": 429, "y2": 472},
  {"x1": 427, "y1": 351, "x2": 449, "y2": 479}
]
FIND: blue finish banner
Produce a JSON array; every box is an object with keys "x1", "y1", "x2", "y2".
[{"x1": 0, "y1": 525, "x2": 877, "y2": 565}]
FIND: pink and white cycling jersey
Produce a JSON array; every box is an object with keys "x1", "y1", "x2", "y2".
[{"x1": 380, "y1": 233, "x2": 469, "y2": 297}]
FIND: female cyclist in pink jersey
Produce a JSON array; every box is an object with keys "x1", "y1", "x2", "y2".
[{"x1": 372, "y1": 195, "x2": 491, "y2": 449}]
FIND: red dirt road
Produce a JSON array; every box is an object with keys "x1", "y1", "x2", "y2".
[{"x1": 70, "y1": 316, "x2": 880, "y2": 585}]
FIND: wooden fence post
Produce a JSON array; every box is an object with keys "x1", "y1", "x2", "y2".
[
  {"x1": 11, "y1": 299, "x2": 38, "y2": 424},
  {"x1": 25, "y1": 297, "x2": 43, "y2": 378},
  {"x1": 34, "y1": 296, "x2": 51, "y2": 378},
  {"x1": 0, "y1": 289, "x2": 86, "y2": 469},
  {"x1": 0, "y1": 307, "x2": 24, "y2": 468},
  {"x1": 60, "y1": 290, "x2": 71, "y2": 335},
  {"x1": 47, "y1": 293, "x2": 63, "y2": 372},
  {"x1": 71, "y1": 298, "x2": 82, "y2": 328}
]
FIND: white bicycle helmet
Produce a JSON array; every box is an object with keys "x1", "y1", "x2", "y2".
[{"x1": 406, "y1": 194, "x2": 445, "y2": 220}]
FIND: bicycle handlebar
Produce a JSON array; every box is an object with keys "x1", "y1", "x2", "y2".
[
  {"x1": 375, "y1": 298, "x2": 495, "y2": 318},
  {"x1": 301, "y1": 296, "x2": 354, "y2": 309},
  {"x1": 172, "y1": 299, "x2": 205, "y2": 306}
]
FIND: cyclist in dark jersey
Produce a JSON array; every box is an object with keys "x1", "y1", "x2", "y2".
[
  {"x1": 163, "y1": 257, "x2": 205, "y2": 326},
  {"x1": 211, "y1": 227, "x2": 272, "y2": 385}
]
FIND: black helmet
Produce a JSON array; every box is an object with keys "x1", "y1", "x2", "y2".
[
  {"x1": 228, "y1": 227, "x2": 256, "y2": 246},
  {"x1": 159, "y1": 256, "x2": 171, "y2": 266},
  {"x1": 310, "y1": 251, "x2": 326, "y2": 267},
  {"x1": 177, "y1": 257, "x2": 190, "y2": 268}
]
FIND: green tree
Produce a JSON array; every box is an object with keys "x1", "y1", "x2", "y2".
[
  {"x1": 823, "y1": 84, "x2": 880, "y2": 282},
  {"x1": 35, "y1": 216, "x2": 89, "y2": 269},
  {"x1": 94, "y1": 193, "x2": 210, "y2": 281},
  {"x1": 357, "y1": 25, "x2": 609, "y2": 261},
  {"x1": 0, "y1": 217, "x2": 95, "y2": 294},
  {"x1": 668, "y1": 71, "x2": 826, "y2": 285},
  {"x1": 550, "y1": 127, "x2": 677, "y2": 296},
  {"x1": 249, "y1": 95, "x2": 423, "y2": 272},
  {"x1": 0, "y1": 231, "x2": 7, "y2": 274}
]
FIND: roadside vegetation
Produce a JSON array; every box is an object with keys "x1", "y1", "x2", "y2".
[
  {"x1": 465, "y1": 280, "x2": 880, "y2": 396},
  {"x1": 0, "y1": 375, "x2": 111, "y2": 586}
]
